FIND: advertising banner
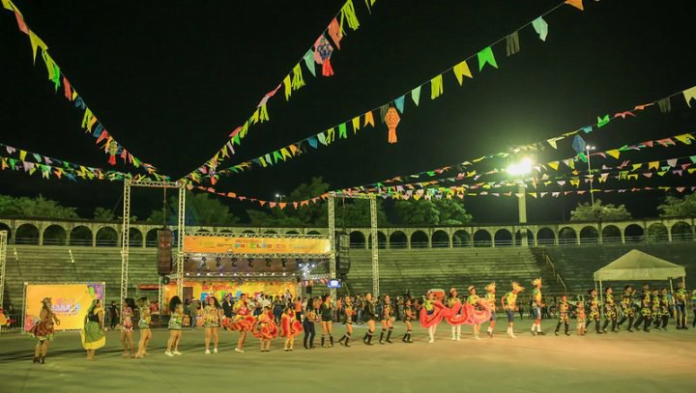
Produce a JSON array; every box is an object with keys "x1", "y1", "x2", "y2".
[
  {"x1": 24, "y1": 283, "x2": 105, "y2": 332},
  {"x1": 184, "y1": 235, "x2": 330, "y2": 255}
]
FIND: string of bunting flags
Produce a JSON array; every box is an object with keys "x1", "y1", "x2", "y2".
[
  {"x1": 337, "y1": 85, "x2": 696, "y2": 193},
  {"x1": 1, "y1": 0, "x2": 166, "y2": 178},
  {"x1": 186, "y1": 0, "x2": 377, "y2": 182},
  {"x1": 186, "y1": 0, "x2": 590, "y2": 184},
  {"x1": 0, "y1": 141, "x2": 135, "y2": 182}
]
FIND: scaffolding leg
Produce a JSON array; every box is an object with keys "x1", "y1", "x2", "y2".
[
  {"x1": 120, "y1": 180, "x2": 131, "y2": 314},
  {"x1": 328, "y1": 197, "x2": 336, "y2": 301},
  {"x1": 370, "y1": 195, "x2": 379, "y2": 297},
  {"x1": 0, "y1": 231, "x2": 7, "y2": 336},
  {"x1": 176, "y1": 185, "x2": 186, "y2": 298}
]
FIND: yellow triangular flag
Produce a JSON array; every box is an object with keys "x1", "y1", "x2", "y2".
[
  {"x1": 674, "y1": 134, "x2": 694, "y2": 145},
  {"x1": 606, "y1": 149, "x2": 620, "y2": 159},
  {"x1": 548, "y1": 161, "x2": 560, "y2": 170},
  {"x1": 283, "y1": 75, "x2": 292, "y2": 101},
  {"x1": 364, "y1": 111, "x2": 375, "y2": 127},
  {"x1": 453, "y1": 60, "x2": 473, "y2": 85},
  {"x1": 649, "y1": 161, "x2": 659, "y2": 170},
  {"x1": 351, "y1": 117, "x2": 361, "y2": 133},
  {"x1": 29, "y1": 31, "x2": 49, "y2": 63},
  {"x1": 631, "y1": 163, "x2": 643, "y2": 171}
]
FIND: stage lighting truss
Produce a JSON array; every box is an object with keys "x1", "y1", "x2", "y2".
[
  {"x1": 183, "y1": 252, "x2": 331, "y2": 258},
  {"x1": 186, "y1": 232, "x2": 329, "y2": 240}
]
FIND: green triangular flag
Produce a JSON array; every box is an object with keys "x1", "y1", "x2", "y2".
[
  {"x1": 477, "y1": 46, "x2": 498, "y2": 71},
  {"x1": 338, "y1": 123, "x2": 347, "y2": 139}
]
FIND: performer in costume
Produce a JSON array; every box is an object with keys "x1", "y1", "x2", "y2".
[
  {"x1": 420, "y1": 290, "x2": 445, "y2": 343},
  {"x1": 303, "y1": 298, "x2": 318, "y2": 349},
  {"x1": 379, "y1": 294, "x2": 395, "y2": 344},
  {"x1": 554, "y1": 295, "x2": 571, "y2": 336},
  {"x1": 28, "y1": 297, "x2": 60, "y2": 364},
  {"x1": 165, "y1": 296, "x2": 184, "y2": 357},
  {"x1": 281, "y1": 307, "x2": 303, "y2": 351},
  {"x1": 402, "y1": 297, "x2": 415, "y2": 343},
  {"x1": 575, "y1": 300, "x2": 586, "y2": 336},
  {"x1": 658, "y1": 288, "x2": 670, "y2": 330},
  {"x1": 135, "y1": 297, "x2": 152, "y2": 358},
  {"x1": 586, "y1": 288, "x2": 603, "y2": 334},
  {"x1": 466, "y1": 286, "x2": 483, "y2": 340},
  {"x1": 446, "y1": 288, "x2": 463, "y2": 341},
  {"x1": 484, "y1": 282, "x2": 497, "y2": 338},
  {"x1": 651, "y1": 288, "x2": 662, "y2": 330},
  {"x1": 338, "y1": 295, "x2": 355, "y2": 347},
  {"x1": 530, "y1": 278, "x2": 545, "y2": 336},
  {"x1": 602, "y1": 287, "x2": 618, "y2": 333},
  {"x1": 229, "y1": 293, "x2": 256, "y2": 353},
  {"x1": 320, "y1": 294, "x2": 334, "y2": 348},
  {"x1": 363, "y1": 293, "x2": 377, "y2": 345},
  {"x1": 674, "y1": 281, "x2": 688, "y2": 329},
  {"x1": 692, "y1": 289, "x2": 696, "y2": 328},
  {"x1": 501, "y1": 282, "x2": 524, "y2": 339},
  {"x1": 633, "y1": 283, "x2": 652, "y2": 332},
  {"x1": 81, "y1": 299, "x2": 106, "y2": 360},
  {"x1": 617, "y1": 285, "x2": 635, "y2": 332},
  {"x1": 203, "y1": 296, "x2": 222, "y2": 354},
  {"x1": 120, "y1": 298, "x2": 136, "y2": 358},
  {"x1": 253, "y1": 306, "x2": 278, "y2": 352}
]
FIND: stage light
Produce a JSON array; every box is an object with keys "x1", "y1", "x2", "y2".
[
  {"x1": 219, "y1": 273, "x2": 223, "y2": 277},
  {"x1": 283, "y1": 272, "x2": 287, "y2": 276},
  {"x1": 197, "y1": 273, "x2": 201, "y2": 276},
  {"x1": 506, "y1": 157, "x2": 534, "y2": 176}
]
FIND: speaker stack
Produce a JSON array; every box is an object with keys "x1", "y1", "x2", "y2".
[{"x1": 157, "y1": 228, "x2": 173, "y2": 275}]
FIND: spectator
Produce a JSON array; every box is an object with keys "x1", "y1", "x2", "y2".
[
  {"x1": 108, "y1": 301, "x2": 119, "y2": 331},
  {"x1": 189, "y1": 299, "x2": 199, "y2": 329},
  {"x1": 222, "y1": 294, "x2": 234, "y2": 319}
]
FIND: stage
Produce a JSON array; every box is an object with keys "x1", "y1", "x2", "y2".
[{"x1": 0, "y1": 320, "x2": 693, "y2": 393}]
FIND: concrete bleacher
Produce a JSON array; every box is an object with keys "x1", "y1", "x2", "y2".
[
  {"x1": 346, "y1": 248, "x2": 555, "y2": 297},
  {"x1": 533, "y1": 243, "x2": 696, "y2": 296},
  {"x1": 3, "y1": 246, "x2": 160, "y2": 310}
]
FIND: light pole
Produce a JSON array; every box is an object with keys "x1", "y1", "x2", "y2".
[
  {"x1": 274, "y1": 193, "x2": 285, "y2": 202},
  {"x1": 586, "y1": 145, "x2": 596, "y2": 207},
  {"x1": 507, "y1": 157, "x2": 534, "y2": 246}
]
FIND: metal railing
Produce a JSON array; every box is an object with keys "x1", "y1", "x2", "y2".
[{"x1": 543, "y1": 253, "x2": 568, "y2": 294}]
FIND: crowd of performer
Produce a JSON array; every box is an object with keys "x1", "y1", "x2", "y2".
[{"x1": 19, "y1": 279, "x2": 696, "y2": 363}]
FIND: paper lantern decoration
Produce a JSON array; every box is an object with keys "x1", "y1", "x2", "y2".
[
  {"x1": 314, "y1": 36, "x2": 334, "y2": 77},
  {"x1": 384, "y1": 107, "x2": 400, "y2": 144},
  {"x1": 107, "y1": 140, "x2": 119, "y2": 165}
]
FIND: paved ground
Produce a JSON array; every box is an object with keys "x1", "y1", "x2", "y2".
[{"x1": 0, "y1": 320, "x2": 694, "y2": 393}]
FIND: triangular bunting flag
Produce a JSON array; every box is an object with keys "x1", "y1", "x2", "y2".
[
  {"x1": 452, "y1": 60, "x2": 473, "y2": 85},
  {"x1": 477, "y1": 47, "x2": 498, "y2": 71}
]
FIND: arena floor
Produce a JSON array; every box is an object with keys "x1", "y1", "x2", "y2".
[{"x1": 0, "y1": 319, "x2": 693, "y2": 393}]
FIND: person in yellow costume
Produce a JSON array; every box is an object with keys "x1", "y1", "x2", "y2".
[{"x1": 530, "y1": 278, "x2": 545, "y2": 336}]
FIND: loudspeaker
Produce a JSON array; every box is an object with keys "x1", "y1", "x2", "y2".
[
  {"x1": 157, "y1": 229, "x2": 173, "y2": 275},
  {"x1": 306, "y1": 286, "x2": 313, "y2": 294},
  {"x1": 336, "y1": 255, "x2": 351, "y2": 275}
]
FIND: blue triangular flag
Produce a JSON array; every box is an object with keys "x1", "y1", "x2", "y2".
[{"x1": 394, "y1": 95, "x2": 405, "y2": 113}]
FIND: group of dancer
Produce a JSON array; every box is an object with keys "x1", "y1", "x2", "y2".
[{"x1": 23, "y1": 278, "x2": 695, "y2": 362}]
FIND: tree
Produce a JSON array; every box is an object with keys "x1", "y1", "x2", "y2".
[
  {"x1": 393, "y1": 198, "x2": 472, "y2": 225},
  {"x1": 658, "y1": 194, "x2": 696, "y2": 217},
  {"x1": 146, "y1": 191, "x2": 240, "y2": 226},
  {"x1": 245, "y1": 177, "x2": 330, "y2": 226},
  {"x1": 0, "y1": 194, "x2": 79, "y2": 219},
  {"x1": 93, "y1": 207, "x2": 115, "y2": 221},
  {"x1": 570, "y1": 199, "x2": 631, "y2": 221}
]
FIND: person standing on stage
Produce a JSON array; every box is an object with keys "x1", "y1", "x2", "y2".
[
  {"x1": 575, "y1": 300, "x2": 587, "y2": 336},
  {"x1": 28, "y1": 297, "x2": 60, "y2": 364},
  {"x1": 602, "y1": 287, "x2": 618, "y2": 333},
  {"x1": 338, "y1": 295, "x2": 355, "y2": 347},
  {"x1": 362, "y1": 293, "x2": 377, "y2": 345},
  {"x1": 302, "y1": 298, "x2": 318, "y2": 349},
  {"x1": 165, "y1": 296, "x2": 184, "y2": 357},
  {"x1": 402, "y1": 297, "x2": 415, "y2": 343},
  {"x1": 674, "y1": 282, "x2": 688, "y2": 329},
  {"x1": 530, "y1": 279, "x2": 545, "y2": 336},
  {"x1": 203, "y1": 296, "x2": 222, "y2": 354},
  {"x1": 501, "y1": 282, "x2": 524, "y2": 338},
  {"x1": 554, "y1": 294, "x2": 571, "y2": 336},
  {"x1": 320, "y1": 294, "x2": 334, "y2": 348},
  {"x1": 650, "y1": 288, "x2": 662, "y2": 330},
  {"x1": 379, "y1": 294, "x2": 395, "y2": 344},
  {"x1": 81, "y1": 299, "x2": 106, "y2": 361},
  {"x1": 617, "y1": 285, "x2": 635, "y2": 332},
  {"x1": 658, "y1": 288, "x2": 670, "y2": 330},
  {"x1": 484, "y1": 283, "x2": 497, "y2": 338},
  {"x1": 120, "y1": 298, "x2": 136, "y2": 358},
  {"x1": 135, "y1": 297, "x2": 152, "y2": 358},
  {"x1": 633, "y1": 283, "x2": 653, "y2": 332}
]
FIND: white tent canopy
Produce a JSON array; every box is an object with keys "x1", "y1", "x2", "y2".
[{"x1": 593, "y1": 249, "x2": 686, "y2": 282}]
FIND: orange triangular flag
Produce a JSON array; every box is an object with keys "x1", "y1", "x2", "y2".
[
  {"x1": 565, "y1": 0, "x2": 584, "y2": 11},
  {"x1": 364, "y1": 111, "x2": 375, "y2": 127}
]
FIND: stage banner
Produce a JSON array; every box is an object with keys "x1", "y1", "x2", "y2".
[
  {"x1": 24, "y1": 283, "x2": 105, "y2": 332},
  {"x1": 184, "y1": 235, "x2": 330, "y2": 255},
  {"x1": 163, "y1": 281, "x2": 296, "y2": 305}
]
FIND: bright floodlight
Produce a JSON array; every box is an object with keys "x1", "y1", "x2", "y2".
[
  {"x1": 587, "y1": 145, "x2": 596, "y2": 151},
  {"x1": 507, "y1": 157, "x2": 534, "y2": 176}
]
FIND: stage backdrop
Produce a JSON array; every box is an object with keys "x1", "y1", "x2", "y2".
[
  {"x1": 24, "y1": 283, "x2": 105, "y2": 332},
  {"x1": 163, "y1": 281, "x2": 296, "y2": 305},
  {"x1": 184, "y1": 235, "x2": 331, "y2": 255}
]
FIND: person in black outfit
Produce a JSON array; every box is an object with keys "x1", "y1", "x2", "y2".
[
  {"x1": 362, "y1": 293, "x2": 377, "y2": 345},
  {"x1": 108, "y1": 301, "x2": 119, "y2": 330},
  {"x1": 303, "y1": 298, "x2": 317, "y2": 349},
  {"x1": 222, "y1": 294, "x2": 234, "y2": 319}
]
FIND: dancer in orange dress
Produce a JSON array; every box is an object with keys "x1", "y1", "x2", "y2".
[
  {"x1": 253, "y1": 306, "x2": 278, "y2": 352},
  {"x1": 445, "y1": 288, "x2": 464, "y2": 341},
  {"x1": 281, "y1": 307, "x2": 303, "y2": 351},
  {"x1": 420, "y1": 290, "x2": 446, "y2": 343},
  {"x1": 28, "y1": 297, "x2": 60, "y2": 364},
  {"x1": 227, "y1": 293, "x2": 256, "y2": 353}
]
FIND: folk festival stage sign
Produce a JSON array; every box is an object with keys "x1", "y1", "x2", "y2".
[
  {"x1": 24, "y1": 283, "x2": 105, "y2": 332},
  {"x1": 184, "y1": 236, "x2": 331, "y2": 255}
]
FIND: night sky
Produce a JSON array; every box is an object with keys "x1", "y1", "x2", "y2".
[{"x1": 1, "y1": 0, "x2": 695, "y2": 224}]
